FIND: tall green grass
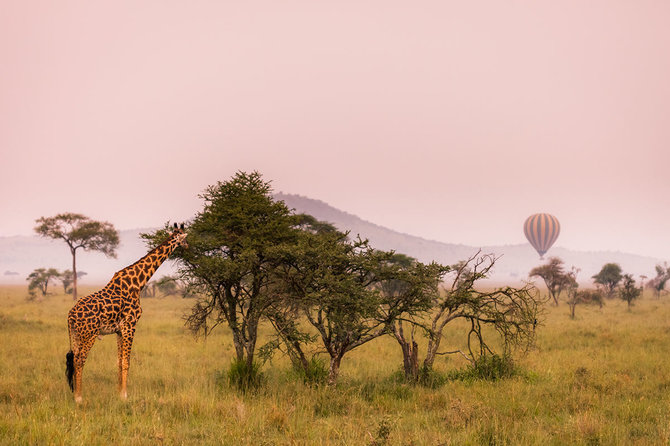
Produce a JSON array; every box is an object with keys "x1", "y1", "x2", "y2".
[{"x1": 1, "y1": 284, "x2": 669, "y2": 445}]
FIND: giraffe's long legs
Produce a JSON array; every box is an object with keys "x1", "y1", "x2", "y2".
[
  {"x1": 73, "y1": 336, "x2": 96, "y2": 404},
  {"x1": 117, "y1": 327, "x2": 136, "y2": 399}
]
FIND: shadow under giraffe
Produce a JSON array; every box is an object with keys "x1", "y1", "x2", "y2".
[{"x1": 65, "y1": 223, "x2": 188, "y2": 403}]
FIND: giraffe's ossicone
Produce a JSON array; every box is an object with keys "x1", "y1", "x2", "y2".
[{"x1": 65, "y1": 223, "x2": 187, "y2": 403}]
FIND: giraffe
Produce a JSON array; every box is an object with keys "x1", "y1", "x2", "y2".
[{"x1": 65, "y1": 223, "x2": 187, "y2": 403}]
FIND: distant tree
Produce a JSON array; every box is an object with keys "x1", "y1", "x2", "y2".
[
  {"x1": 60, "y1": 270, "x2": 87, "y2": 295},
  {"x1": 141, "y1": 277, "x2": 185, "y2": 298},
  {"x1": 647, "y1": 264, "x2": 670, "y2": 298},
  {"x1": 563, "y1": 267, "x2": 580, "y2": 318},
  {"x1": 34, "y1": 213, "x2": 119, "y2": 300},
  {"x1": 592, "y1": 263, "x2": 623, "y2": 299},
  {"x1": 567, "y1": 289, "x2": 604, "y2": 319},
  {"x1": 563, "y1": 268, "x2": 604, "y2": 319},
  {"x1": 141, "y1": 280, "x2": 157, "y2": 298},
  {"x1": 155, "y1": 275, "x2": 180, "y2": 296},
  {"x1": 619, "y1": 273, "x2": 642, "y2": 310},
  {"x1": 26, "y1": 268, "x2": 61, "y2": 299},
  {"x1": 529, "y1": 257, "x2": 572, "y2": 305}
]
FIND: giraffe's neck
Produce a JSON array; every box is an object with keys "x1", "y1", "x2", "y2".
[{"x1": 109, "y1": 236, "x2": 180, "y2": 294}]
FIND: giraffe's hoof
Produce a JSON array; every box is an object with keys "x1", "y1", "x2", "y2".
[
  {"x1": 120, "y1": 390, "x2": 128, "y2": 400},
  {"x1": 74, "y1": 396, "x2": 83, "y2": 404}
]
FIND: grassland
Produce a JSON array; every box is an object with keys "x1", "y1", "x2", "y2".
[{"x1": 1, "y1": 284, "x2": 670, "y2": 445}]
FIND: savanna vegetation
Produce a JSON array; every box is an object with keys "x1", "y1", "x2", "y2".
[
  {"x1": 34, "y1": 213, "x2": 119, "y2": 300},
  {"x1": 4, "y1": 172, "x2": 669, "y2": 444},
  {"x1": 140, "y1": 172, "x2": 540, "y2": 387},
  {"x1": 2, "y1": 285, "x2": 670, "y2": 445}
]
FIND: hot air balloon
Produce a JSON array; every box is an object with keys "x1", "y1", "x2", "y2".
[{"x1": 524, "y1": 213, "x2": 560, "y2": 259}]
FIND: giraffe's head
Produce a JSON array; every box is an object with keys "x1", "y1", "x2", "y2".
[{"x1": 171, "y1": 223, "x2": 188, "y2": 249}]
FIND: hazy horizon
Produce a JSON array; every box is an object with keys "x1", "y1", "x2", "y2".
[{"x1": 2, "y1": 1, "x2": 669, "y2": 259}]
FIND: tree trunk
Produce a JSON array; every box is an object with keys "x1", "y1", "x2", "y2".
[
  {"x1": 402, "y1": 340, "x2": 420, "y2": 382},
  {"x1": 423, "y1": 331, "x2": 443, "y2": 371},
  {"x1": 291, "y1": 339, "x2": 310, "y2": 375},
  {"x1": 71, "y1": 248, "x2": 78, "y2": 301},
  {"x1": 245, "y1": 349, "x2": 255, "y2": 370},
  {"x1": 327, "y1": 354, "x2": 343, "y2": 386},
  {"x1": 232, "y1": 330, "x2": 245, "y2": 362},
  {"x1": 393, "y1": 322, "x2": 420, "y2": 382}
]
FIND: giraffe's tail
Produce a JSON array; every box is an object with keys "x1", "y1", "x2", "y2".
[{"x1": 66, "y1": 351, "x2": 74, "y2": 392}]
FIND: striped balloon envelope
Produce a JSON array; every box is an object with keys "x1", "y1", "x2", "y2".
[{"x1": 523, "y1": 213, "x2": 560, "y2": 259}]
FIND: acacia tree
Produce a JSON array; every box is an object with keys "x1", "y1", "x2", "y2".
[
  {"x1": 529, "y1": 257, "x2": 572, "y2": 305},
  {"x1": 141, "y1": 280, "x2": 157, "y2": 298},
  {"x1": 26, "y1": 268, "x2": 61, "y2": 299},
  {"x1": 563, "y1": 268, "x2": 603, "y2": 319},
  {"x1": 409, "y1": 253, "x2": 541, "y2": 378},
  {"x1": 261, "y1": 217, "x2": 340, "y2": 381},
  {"x1": 566, "y1": 289, "x2": 603, "y2": 319},
  {"x1": 619, "y1": 273, "x2": 642, "y2": 310},
  {"x1": 60, "y1": 270, "x2": 87, "y2": 295},
  {"x1": 143, "y1": 172, "x2": 299, "y2": 374},
  {"x1": 280, "y1": 230, "x2": 406, "y2": 385},
  {"x1": 592, "y1": 263, "x2": 623, "y2": 299},
  {"x1": 647, "y1": 264, "x2": 670, "y2": 298},
  {"x1": 34, "y1": 213, "x2": 119, "y2": 300}
]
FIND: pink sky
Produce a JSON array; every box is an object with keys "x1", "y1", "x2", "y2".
[{"x1": 1, "y1": 1, "x2": 669, "y2": 259}]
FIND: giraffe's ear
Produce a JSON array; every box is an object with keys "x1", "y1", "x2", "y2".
[
  {"x1": 173, "y1": 222, "x2": 178, "y2": 229},
  {"x1": 180, "y1": 223, "x2": 185, "y2": 230}
]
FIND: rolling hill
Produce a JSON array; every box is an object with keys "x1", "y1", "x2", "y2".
[{"x1": 277, "y1": 193, "x2": 663, "y2": 284}]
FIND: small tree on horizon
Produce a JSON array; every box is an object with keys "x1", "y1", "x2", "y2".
[
  {"x1": 34, "y1": 213, "x2": 119, "y2": 300},
  {"x1": 592, "y1": 263, "x2": 623, "y2": 299},
  {"x1": 529, "y1": 257, "x2": 572, "y2": 305},
  {"x1": 563, "y1": 268, "x2": 604, "y2": 319},
  {"x1": 60, "y1": 270, "x2": 87, "y2": 295},
  {"x1": 619, "y1": 273, "x2": 642, "y2": 310},
  {"x1": 26, "y1": 268, "x2": 61, "y2": 299},
  {"x1": 647, "y1": 264, "x2": 670, "y2": 298}
]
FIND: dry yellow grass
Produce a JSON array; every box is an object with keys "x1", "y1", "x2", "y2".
[{"x1": 1, "y1": 284, "x2": 669, "y2": 445}]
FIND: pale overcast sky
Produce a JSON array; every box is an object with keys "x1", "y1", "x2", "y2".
[{"x1": 1, "y1": 1, "x2": 669, "y2": 259}]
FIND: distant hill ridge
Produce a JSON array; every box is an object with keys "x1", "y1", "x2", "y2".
[
  {"x1": 0, "y1": 193, "x2": 662, "y2": 285},
  {"x1": 275, "y1": 193, "x2": 662, "y2": 283}
]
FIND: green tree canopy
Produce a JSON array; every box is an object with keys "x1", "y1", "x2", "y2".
[
  {"x1": 143, "y1": 171, "x2": 299, "y2": 373},
  {"x1": 26, "y1": 268, "x2": 61, "y2": 300},
  {"x1": 34, "y1": 213, "x2": 119, "y2": 300},
  {"x1": 619, "y1": 273, "x2": 642, "y2": 309},
  {"x1": 592, "y1": 263, "x2": 623, "y2": 299},
  {"x1": 278, "y1": 230, "x2": 437, "y2": 385},
  {"x1": 529, "y1": 257, "x2": 572, "y2": 306}
]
